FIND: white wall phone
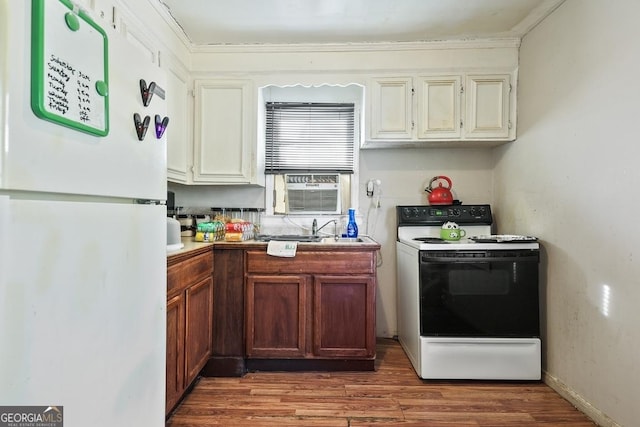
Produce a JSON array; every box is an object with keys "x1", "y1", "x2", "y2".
[{"x1": 366, "y1": 179, "x2": 382, "y2": 199}]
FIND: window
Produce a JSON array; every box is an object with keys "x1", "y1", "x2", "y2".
[
  {"x1": 260, "y1": 84, "x2": 363, "y2": 216},
  {"x1": 265, "y1": 102, "x2": 355, "y2": 174}
]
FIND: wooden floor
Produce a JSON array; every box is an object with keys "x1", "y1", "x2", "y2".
[{"x1": 167, "y1": 339, "x2": 596, "y2": 426}]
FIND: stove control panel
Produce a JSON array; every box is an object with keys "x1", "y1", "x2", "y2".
[{"x1": 397, "y1": 204, "x2": 492, "y2": 225}]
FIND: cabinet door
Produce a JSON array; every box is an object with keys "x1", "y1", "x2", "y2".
[
  {"x1": 184, "y1": 276, "x2": 213, "y2": 386},
  {"x1": 416, "y1": 76, "x2": 462, "y2": 139},
  {"x1": 166, "y1": 293, "x2": 185, "y2": 415},
  {"x1": 246, "y1": 275, "x2": 309, "y2": 358},
  {"x1": 193, "y1": 79, "x2": 255, "y2": 184},
  {"x1": 312, "y1": 275, "x2": 376, "y2": 358},
  {"x1": 166, "y1": 59, "x2": 191, "y2": 183},
  {"x1": 464, "y1": 74, "x2": 511, "y2": 139},
  {"x1": 368, "y1": 77, "x2": 413, "y2": 139}
]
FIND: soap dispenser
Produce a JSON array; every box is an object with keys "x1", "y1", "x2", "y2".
[{"x1": 346, "y1": 208, "x2": 358, "y2": 238}]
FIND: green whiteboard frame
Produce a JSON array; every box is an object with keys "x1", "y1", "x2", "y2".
[{"x1": 31, "y1": 0, "x2": 110, "y2": 136}]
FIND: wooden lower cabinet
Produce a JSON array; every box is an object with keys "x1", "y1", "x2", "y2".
[
  {"x1": 245, "y1": 250, "x2": 377, "y2": 362},
  {"x1": 245, "y1": 275, "x2": 309, "y2": 358},
  {"x1": 313, "y1": 275, "x2": 376, "y2": 358},
  {"x1": 166, "y1": 250, "x2": 214, "y2": 416},
  {"x1": 184, "y1": 276, "x2": 214, "y2": 382},
  {"x1": 204, "y1": 246, "x2": 379, "y2": 376},
  {"x1": 166, "y1": 293, "x2": 185, "y2": 413}
]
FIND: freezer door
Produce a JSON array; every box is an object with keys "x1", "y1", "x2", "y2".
[
  {"x1": 0, "y1": 197, "x2": 167, "y2": 427},
  {"x1": 0, "y1": 2, "x2": 166, "y2": 199}
]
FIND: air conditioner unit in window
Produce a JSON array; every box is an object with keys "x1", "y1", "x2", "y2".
[{"x1": 285, "y1": 174, "x2": 341, "y2": 214}]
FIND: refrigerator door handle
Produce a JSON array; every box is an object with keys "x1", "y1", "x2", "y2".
[{"x1": 135, "y1": 199, "x2": 164, "y2": 205}]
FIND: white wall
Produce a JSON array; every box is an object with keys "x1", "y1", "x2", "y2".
[{"x1": 493, "y1": 1, "x2": 640, "y2": 426}]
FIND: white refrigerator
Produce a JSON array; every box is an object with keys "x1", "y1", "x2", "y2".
[{"x1": 1, "y1": 1, "x2": 167, "y2": 426}]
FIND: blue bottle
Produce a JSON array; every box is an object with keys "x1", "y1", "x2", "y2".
[{"x1": 346, "y1": 208, "x2": 358, "y2": 238}]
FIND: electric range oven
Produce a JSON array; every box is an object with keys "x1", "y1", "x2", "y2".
[{"x1": 396, "y1": 204, "x2": 541, "y2": 380}]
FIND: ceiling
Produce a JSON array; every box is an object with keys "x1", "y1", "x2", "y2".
[{"x1": 158, "y1": 0, "x2": 565, "y2": 46}]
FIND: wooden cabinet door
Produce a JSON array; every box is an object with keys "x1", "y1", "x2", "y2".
[
  {"x1": 368, "y1": 77, "x2": 414, "y2": 139},
  {"x1": 416, "y1": 76, "x2": 462, "y2": 139},
  {"x1": 193, "y1": 79, "x2": 255, "y2": 184},
  {"x1": 184, "y1": 276, "x2": 214, "y2": 386},
  {"x1": 166, "y1": 293, "x2": 185, "y2": 415},
  {"x1": 312, "y1": 275, "x2": 376, "y2": 358},
  {"x1": 464, "y1": 74, "x2": 511, "y2": 139},
  {"x1": 246, "y1": 275, "x2": 309, "y2": 358}
]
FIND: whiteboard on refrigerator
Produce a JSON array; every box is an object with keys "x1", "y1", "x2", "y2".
[{"x1": 30, "y1": 0, "x2": 110, "y2": 136}]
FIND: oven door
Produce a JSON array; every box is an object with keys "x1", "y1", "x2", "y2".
[{"x1": 419, "y1": 249, "x2": 540, "y2": 338}]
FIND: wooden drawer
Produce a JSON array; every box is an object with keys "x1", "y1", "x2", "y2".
[
  {"x1": 246, "y1": 250, "x2": 375, "y2": 275},
  {"x1": 168, "y1": 251, "x2": 213, "y2": 296}
]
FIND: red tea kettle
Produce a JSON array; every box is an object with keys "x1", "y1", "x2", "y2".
[{"x1": 425, "y1": 175, "x2": 454, "y2": 205}]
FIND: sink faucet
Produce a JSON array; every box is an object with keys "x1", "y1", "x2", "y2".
[{"x1": 312, "y1": 219, "x2": 338, "y2": 238}]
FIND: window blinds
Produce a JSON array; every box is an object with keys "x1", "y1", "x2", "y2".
[{"x1": 265, "y1": 102, "x2": 355, "y2": 174}]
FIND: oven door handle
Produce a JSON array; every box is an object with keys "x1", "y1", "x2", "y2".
[{"x1": 421, "y1": 255, "x2": 539, "y2": 263}]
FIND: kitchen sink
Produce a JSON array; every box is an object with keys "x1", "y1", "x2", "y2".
[
  {"x1": 320, "y1": 237, "x2": 365, "y2": 243},
  {"x1": 255, "y1": 234, "x2": 323, "y2": 242},
  {"x1": 255, "y1": 234, "x2": 375, "y2": 245}
]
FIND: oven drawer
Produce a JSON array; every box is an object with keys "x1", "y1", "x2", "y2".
[{"x1": 419, "y1": 337, "x2": 541, "y2": 380}]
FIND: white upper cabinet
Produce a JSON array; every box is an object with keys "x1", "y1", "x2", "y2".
[
  {"x1": 464, "y1": 74, "x2": 511, "y2": 139},
  {"x1": 365, "y1": 72, "x2": 515, "y2": 147},
  {"x1": 193, "y1": 79, "x2": 257, "y2": 184},
  {"x1": 368, "y1": 77, "x2": 413, "y2": 139},
  {"x1": 416, "y1": 76, "x2": 462, "y2": 140},
  {"x1": 166, "y1": 59, "x2": 191, "y2": 184}
]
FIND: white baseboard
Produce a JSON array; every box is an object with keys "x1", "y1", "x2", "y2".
[{"x1": 543, "y1": 371, "x2": 620, "y2": 427}]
